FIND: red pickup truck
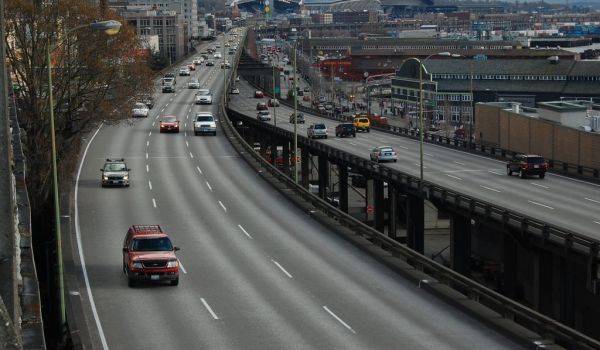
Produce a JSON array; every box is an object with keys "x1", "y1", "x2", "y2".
[{"x1": 122, "y1": 225, "x2": 180, "y2": 287}]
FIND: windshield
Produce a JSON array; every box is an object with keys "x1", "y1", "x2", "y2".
[
  {"x1": 197, "y1": 90, "x2": 210, "y2": 96},
  {"x1": 104, "y1": 163, "x2": 127, "y2": 171},
  {"x1": 196, "y1": 116, "x2": 214, "y2": 122},
  {"x1": 379, "y1": 148, "x2": 393, "y2": 153},
  {"x1": 314, "y1": 124, "x2": 326, "y2": 130},
  {"x1": 528, "y1": 157, "x2": 545, "y2": 164},
  {"x1": 162, "y1": 116, "x2": 177, "y2": 123},
  {"x1": 131, "y1": 237, "x2": 173, "y2": 252},
  {"x1": 134, "y1": 103, "x2": 146, "y2": 109}
]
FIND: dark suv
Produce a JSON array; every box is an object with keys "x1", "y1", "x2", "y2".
[
  {"x1": 100, "y1": 158, "x2": 130, "y2": 187},
  {"x1": 507, "y1": 154, "x2": 548, "y2": 179},
  {"x1": 289, "y1": 112, "x2": 305, "y2": 124},
  {"x1": 335, "y1": 123, "x2": 356, "y2": 138},
  {"x1": 122, "y1": 225, "x2": 180, "y2": 287}
]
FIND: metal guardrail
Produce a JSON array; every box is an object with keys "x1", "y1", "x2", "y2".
[{"x1": 220, "y1": 106, "x2": 600, "y2": 350}]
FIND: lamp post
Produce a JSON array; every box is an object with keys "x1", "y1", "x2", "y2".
[
  {"x1": 47, "y1": 19, "x2": 121, "y2": 327},
  {"x1": 272, "y1": 64, "x2": 277, "y2": 127},
  {"x1": 293, "y1": 41, "x2": 299, "y2": 183},
  {"x1": 222, "y1": 35, "x2": 227, "y2": 108}
]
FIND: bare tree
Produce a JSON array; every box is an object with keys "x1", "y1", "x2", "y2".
[{"x1": 5, "y1": 0, "x2": 154, "y2": 214}]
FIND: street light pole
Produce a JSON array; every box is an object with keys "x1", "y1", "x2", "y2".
[
  {"x1": 47, "y1": 19, "x2": 121, "y2": 327},
  {"x1": 273, "y1": 64, "x2": 277, "y2": 127},
  {"x1": 293, "y1": 42, "x2": 298, "y2": 183}
]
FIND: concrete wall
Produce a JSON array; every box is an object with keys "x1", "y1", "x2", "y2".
[{"x1": 476, "y1": 104, "x2": 600, "y2": 169}]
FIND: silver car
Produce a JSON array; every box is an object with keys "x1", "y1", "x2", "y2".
[
  {"x1": 370, "y1": 146, "x2": 398, "y2": 163},
  {"x1": 132, "y1": 102, "x2": 149, "y2": 118},
  {"x1": 257, "y1": 110, "x2": 271, "y2": 122},
  {"x1": 188, "y1": 78, "x2": 200, "y2": 89},
  {"x1": 195, "y1": 89, "x2": 212, "y2": 104},
  {"x1": 307, "y1": 123, "x2": 327, "y2": 139}
]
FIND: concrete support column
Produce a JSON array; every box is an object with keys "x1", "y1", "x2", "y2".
[
  {"x1": 536, "y1": 249, "x2": 554, "y2": 315},
  {"x1": 365, "y1": 179, "x2": 374, "y2": 224},
  {"x1": 406, "y1": 194, "x2": 424, "y2": 253},
  {"x1": 270, "y1": 136, "x2": 278, "y2": 166},
  {"x1": 450, "y1": 214, "x2": 471, "y2": 275},
  {"x1": 338, "y1": 165, "x2": 348, "y2": 213},
  {"x1": 282, "y1": 139, "x2": 290, "y2": 175},
  {"x1": 560, "y1": 258, "x2": 576, "y2": 327},
  {"x1": 388, "y1": 186, "x2": 398, "y2": 239},
  {"x1": 503, "y1": 234, "x2": 517, "y2": 299},
  {"x1": 301, "y1": 147, "x2": 309, "y2": 189},
  {"x1": 374, "y1": 179, "x2": 385, "y2": 233},
  {"x1": 318, "y1": 154, "x2": 329, "y2": 199}
]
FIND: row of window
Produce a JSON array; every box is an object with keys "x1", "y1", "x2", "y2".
[
  {"x1": 393, "y1": 88, "x2": 472, "y2": 101},
  {"x1": 315, "y1": 44, "x2": 513, "y2": 50},
  {"x1": 431, "y1": 73, "x2": 570, "y2": 81}
]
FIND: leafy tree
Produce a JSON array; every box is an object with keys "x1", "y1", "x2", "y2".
[
  {"x1": 148, "y1": 50, "x2": 169, "y2": 71},
  {"x1": 5, "y1": 0, "x2": 154, "y2": 215}
]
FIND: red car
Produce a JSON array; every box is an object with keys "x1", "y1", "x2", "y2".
[
  {"x1": 254, "y1": 90, "x2": 264, "y2": 98},
  {"x1": 159, "y1": 116, "x2": 180, "y2": 133},
  {"x1": 122, "y1": 225, "x2": 180, "y2": 287},
  {"x1": 256, "y1": 102, "x2": 268, "y2": 111},
  {"x1": 187, "y1": 64, "x2": 196, "y2": 71},
  {"x1": 303, "y1": 95, "x2": 311, "y2": 102}
]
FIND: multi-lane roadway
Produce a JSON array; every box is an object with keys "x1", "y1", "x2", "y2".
[
  {"x1": 71, "y1": 33, "x2": 532, "y2": 349},
  {"x1": 229, "y1": 81, "x2": 600, "y2": 240}
]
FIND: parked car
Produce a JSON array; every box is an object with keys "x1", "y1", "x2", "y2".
[
  {"x1": 268, "y1": 98, "x2": 279, "y2": 107},
  {"x1": 254, "y1": 90, "x2": 264, "y2": 98},
  {"x1": 100, "y1": 158, "x2": 130, "y2": 187},
  {"x1": 289, "y1": 112, "x2": 305, "y2": 124},
  {"x1": 122, "y1": 225, "x2": 180, "y2": 287},
  {"x1": 193, "y1": 112, "x2": 217, "y2": 136},
  {"x1": 256, "y1": 110, "x2": 272, "y2": 121},
  {"x1": 188, "y1": 78, "x2": 200, "y2": 89},
  {"x1": 307, "y1": 123, "x2": 328, "y2": 139},
  {"x1": 507, "y1": 154, "x2": 548, "y2": 179},
  {"x1": 370, "y1": 146, "x2": 398, "y2": 163},
  {"x1": 159, "y1": 115, "x2": 180, "y2": 133},
  {"x1": 132, "y1": 102, "x2": 149, "y2": 118},
  {"x1": 195, "y1": 89, "x2": 212, "y2": 104},
  {"x1": 335, "y1": 123, "x2": 356, "y2": 138}
]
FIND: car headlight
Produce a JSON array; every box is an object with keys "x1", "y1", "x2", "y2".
[
  {"x1": 123, "y1": 175, "x2": 129, "y2": 180},
  {"x1": 103, "y1": 176, "x2": 108, "y2": 180},
  {"x1": 166, "y1": 260, "x2": 179, "y2": 268},
  {"x1": 131, "y1": 261, "x2": 143, "y2": 269}
]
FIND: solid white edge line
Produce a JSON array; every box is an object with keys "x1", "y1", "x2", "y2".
[
  {"x1": 323, "y1": 306, "x2": 356, "y2": 334},
  {"x1": 148, "y1": 181, "x2": 152, "y2": 190},
  {"x1": 178, "y1": 260, "x2": 187, "y2": 274},
  {"x1": 237, "y1": 224, "x2": 252, "y2": 239},
  {"x1": 201, "y1": 298, "x2": 219, "y2": 320},
  {"x1": 271, "y1": 259, "x2": 293, "y2": 278},
  {"x1": 584, "y1": 197, "x2": 600, "y2": 204},
  {"x1": 152, "y1": 198, "x2": 157, "y2": 208},
  {"x1": 480, "y1": 185, "x2": 501, "y2": 193},
  {"x1": 74, "y1": 123, "x2": 109, "y2": 350},
  {"x1": 528, "y1": 200, "x2": 554, "y2": 210},
  {"x1": 218, "y1": 201, "x2": 227, "y2": 212}
]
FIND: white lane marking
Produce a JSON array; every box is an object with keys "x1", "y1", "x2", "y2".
[
  {"x1": 184, "y1": 131, "x2": 187, "y2": 137},
  {"x1": 453, "y1": 161, "x2": 465, "y2": 166},
  {"x1": 528, "y1": 200, "x2": 554, "y2": 210},
  {"x1": 424, "y1": 152, "x2": 434, "y2": 157},
  {"x1": 271, "y1": 259, "x2": 293, "y2": 278},
  {"x1": 152, "y1": 122, "x2": 155, "y2": 126},
  {"x1": 446, "y1": 174, "x2": 462, "y2": 181},
  {"x1": 152, "y1": 198, "x2": 157, "y2": 208},
  {"x1": 148, "y1": 131, "x2": 152, "y2": 137},
  {"x1": 165, "y1": 103, "x2": 169, "y2": 107},
  {"x1": 146, "y1": 141, "x2": 149, "y2": 147},
  {"x1": 595, "y1": 221, "x2": 600, "y2": 225},
  {"x1": 323, "y1": 306, "x2": 356, "y2": 334},
  {"x1": 189, "y1": 152, "x2": 194, "y2": 159},
  {"x1": 237, "y1": 224, "x2": 253, "y2": 239},
  {"x1": 206, "y1": 182, "x2": 212, "y2": 191},
  {"x1": 584, "y1": 197, "x2": 600, "y2": 204},
  {"x1": 145, "y1": 153, "x2": 148, "y2": 159},
  {"x1": 218, "y1": 201, "x2": 227, "y2": 212},
  {"x1": 186, "y1": 141, "x2": 189, "y2": 147},
  {"x1": 531, "y1": 183, "x2": 549, "y2": 189},
  {"x1": 398, "y1": 145, "x2": 409, "y2": 150},
  {"x1": 197, "y1": 166, "x2": 203, "y2": 174},
  {"x1": 148, "y1": 181, "x2": 153, "y2": 190},
  {"x1": 488, "y1": 170, "x2": 504, "y2": 176},
  {"x1": 178, "y1": 260, "x2": 187, "y2": 274},
  {"x1": 480, "y1": 185, "x2": 501, "y2": 193},
  {"x1": 201, "y1": 298, "x2": 219, "y2": 320},
  {"x1": 74, "y1": 124, "x2": 109, "y2": 350},
  {"x1": 160, "y1": 109, "x2": 164, "y2": 113},
  {"x1": 146, "y1": 164, "x2": 149, "y2": 173},
  {"x1": 185, "y1": 122, "x2": 187, "y2": 128}
]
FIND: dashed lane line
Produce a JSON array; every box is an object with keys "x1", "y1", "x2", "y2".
[
  {"x1": 531, "y1": 183, "x2": 549, "y2": 189},
  {"x1": 146, "y1": 165, "x2": 149, "y2": 173},
  {"x1": 480, "y1": 185, "x2": 501, "y2": 193},
  {"x1": 237, "y1": 224, "x2": 252, "y2": 239},
  {"x1": 152, "y1": 198, "x2": 157, "y2": 208},
  {"x1": 584, "y1": 197, "x2": 600, "y2": 204},
  {"x1": 271, "y1": 260, "x2": 293, "y2": 278},
  {"x1": 197, "y1": 166, "x2": 203, "y2": 174},
  {"x1": 218, "y1": 201, "x2": 227, "y2": 212},
  {"x1": 528, "y1": 200, "x2": 554, "y2": 210},
  {"x1": 446, "y1": 174, "x2": 462, "y2": 181},
  {"x1": 206, "y1": 182, "x2": 212, "y2": 192},
  {"x1": 189, "y1": 152, "x2": 194, "y2": 159},
  {"x1": 148, "y1": 181, "x2": 152, "y2": 190},
  {"x1": 323, "y1": 306, "x2": 356, "y2": 334},
  {"x1": 201, "y1": 298, "x2": 219, "y2": 320}
]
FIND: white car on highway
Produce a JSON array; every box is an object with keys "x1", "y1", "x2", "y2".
[
  {"x1": 370, "y1": 146, "x2": 398, "y2": 163},
  {"x1": 193, "y1": 112, "x2": 217, "y2": 136},
  {"x1": 188, "y1": 78, "x2": 200, "y2": 89},
  {"x1": 214, "y1": 52, "x2": 222, "y2": 59},
  {"x1": 132, "y1": 102, "x2": 149, "y2": 118},
  {"x1": 195, "y1": 89, "x2": 212, "y2": 104}
]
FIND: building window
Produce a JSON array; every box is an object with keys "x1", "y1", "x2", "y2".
[
  {"x1": 463, "y1": 94, "x2": 472, "y2": 101},
  {"x1": 449, "y1": 94, "x2": 461, "y2": 101},
  {"x1": 451, "y1": 106, "x2": 461, "y2": 122}
]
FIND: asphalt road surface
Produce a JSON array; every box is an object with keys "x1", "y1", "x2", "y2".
[{"x1": 74, "y1": 33, "x2": 528, "y2": 350}]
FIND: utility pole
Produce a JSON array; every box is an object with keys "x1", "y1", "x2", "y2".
[{"x1": 293, "y1": 42, "x2": 298, "y2": 183}]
